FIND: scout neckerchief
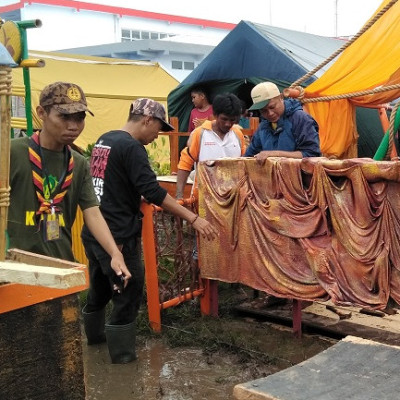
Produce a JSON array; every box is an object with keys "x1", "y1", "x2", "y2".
[{"x1": 28, "y1": 131, "x2": 74, "y2": 240}]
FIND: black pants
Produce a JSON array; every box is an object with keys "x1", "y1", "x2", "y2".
[{"x1": 82, "y1": 236, "x2": 144, "y2": 325}]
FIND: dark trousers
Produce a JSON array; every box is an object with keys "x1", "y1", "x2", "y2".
[{"x1": 82, "y1": 236, "x2": 144, "y2": 325}]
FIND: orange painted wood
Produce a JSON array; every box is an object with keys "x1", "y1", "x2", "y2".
[
  {"x1": 141, "y1": 201, "x2": 162, "y2": 332},
  {"x1": 0, "y1": 249, "x2": 88, "y2": 314},
  {"x1": 0, "y1": 275, "x2": 88, "y2": 314},
  {"x1": 200, "y1": 279, "x2": 218, "y2": 317},
  {"x1": 158, "y1": 177, "x2": 193, "y2": 198}
]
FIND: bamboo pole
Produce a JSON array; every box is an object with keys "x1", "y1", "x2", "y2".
[{"x1": 0, "y1": 67, "x2": 12, "y2": 261}]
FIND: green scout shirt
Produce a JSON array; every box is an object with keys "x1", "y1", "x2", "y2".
[{"x1": 7, "y1": 137, "x2": 98, "y2": 261}]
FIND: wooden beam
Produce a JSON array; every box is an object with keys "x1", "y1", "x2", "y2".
[
  {"x1": 0, "y1": 67, "x2": 12, "y2": 262},
  {"x1": 7, "y1": 248, "x2": 86, "y2": 269},
  {"x1": 0, "y1": 261, "x2": 86, "y2": 289}
]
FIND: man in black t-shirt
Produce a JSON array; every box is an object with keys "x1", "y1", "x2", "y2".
[{"x1": 81, "y1": 98, "x2": 218, "y2": 364}]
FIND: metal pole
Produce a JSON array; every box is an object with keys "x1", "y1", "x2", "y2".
[
  {"x1": 335, "y1": 0, "x2": 338, "y2": 37},
  {"x1": 15, "y1": 20, "x2": 42, "y2": 137}
]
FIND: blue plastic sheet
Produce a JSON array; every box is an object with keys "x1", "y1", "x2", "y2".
[{"x1": 0, "y1": 43, "x2": 17, "y2": 67}]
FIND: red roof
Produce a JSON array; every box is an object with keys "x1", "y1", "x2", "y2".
[{"x1": 0, "y1": 0, "x2": 236, "y2": 30}]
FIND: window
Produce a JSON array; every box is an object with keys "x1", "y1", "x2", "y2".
[
  {"x1": 120, "y1": 29, "x2": 175, "y2": 41},
  {"x1": 121, "y1": 29, "x2": 131, "y2": 40},
  {"x1": 172, "y1": 61, "x2": 195, "y2": 71},
  {"x1": 172, "y1": 60, "x2": 183, "y2": 70},
  {"x1": 131, "y1": 30, "x2": 141, "y2": 39},
  {"x1": 184, "y1": 61, "x2": 195, "y2": 70}
]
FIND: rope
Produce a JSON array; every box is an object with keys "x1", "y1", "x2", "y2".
[
  {"x1": 290, "y1": 0, "x2": 399, "y2": 88},
  {"x1": 0, "y1": 68, "x2": 12, "y2": 95},
  {"x1": 385, "y1": 101, "x2": 400, "y2": 160},
  {"x1": 0, "y1": 187, "x2": 10, "y2": 207},
  {"x1": 301, "y1": 83, "x2": 400, "y2": 103}
]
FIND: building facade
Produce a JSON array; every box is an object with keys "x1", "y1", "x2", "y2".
[{"x1": 0, "y1": 0, "x2": 235, "y2": 81}]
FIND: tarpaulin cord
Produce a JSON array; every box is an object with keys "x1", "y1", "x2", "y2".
[
  {"x1": 300, "y1": 83, "x2": 400, "y2": 103},
  {"x1": 385, "y1": 100, "x2": 400, "y2": 159},
  {"x1": 290, "y1": 0, "x2": 399, "y2": 89},
  {"x1": 0, "y1": 187, "x2": 10, "y2": 207}
]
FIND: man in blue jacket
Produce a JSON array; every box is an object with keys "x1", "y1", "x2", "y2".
[
  {"x1": 245, "y1": 82, "x2": 321, "y2": 161},
  {"x1": 244, "y1": 82, "x2": 320, "y2": 307}
]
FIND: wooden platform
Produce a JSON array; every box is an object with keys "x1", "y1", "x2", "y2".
[
  {"x1": 235, "y1": 300, "x2": 400, "y2": 346},
  {"x1": 157, "y1": 175, "x2": 193, "y2": 198},
  {"x1": 233, "y1": 335, "x2": 400, "y2": 400}
]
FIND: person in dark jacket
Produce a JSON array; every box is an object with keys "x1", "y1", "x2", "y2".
[
  {"x1": 244, "y1": 81, "x2": 321, "y2": 161},
  {"x1": 81, "y1": 98, "x2": 218, "y2": 364},
  {"x1": 244, "y1": 82, "x2": 320, "y2": 307}
]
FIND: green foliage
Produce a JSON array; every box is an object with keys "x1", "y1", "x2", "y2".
[
  {"x1": 82, "y1": 143, "x2": 95, "y2": 160},
  {"x1": 147, "y1": 147, "x2": 170, "y2": 176}
]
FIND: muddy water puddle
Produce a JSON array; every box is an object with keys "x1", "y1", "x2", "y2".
[{"x1": 83, "y1": 337, "x2": 264, "y2": 400}]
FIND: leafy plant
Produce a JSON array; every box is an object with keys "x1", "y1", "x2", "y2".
[{"x1": 82, "y1": 143, "x2": 95, "y2": 160}]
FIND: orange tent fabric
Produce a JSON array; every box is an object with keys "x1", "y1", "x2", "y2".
[
  {"x1": 198, "y1": 157, "x2": 400, "y2": 309},
  {"x1": 304, "y1": 0, "x2": 400, "y2": 158}
]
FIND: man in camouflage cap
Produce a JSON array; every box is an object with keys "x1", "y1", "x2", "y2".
[
  {"x1": 39, "y1": 81, "x2": 94, "y2": 116},
  {"x1": 81, "y1": 97, "x2": 218, "y2": 364},
  {"x1": 8, "y1": 80, "x2": 131, "y2": 297},
  {"x1": 129, "y1": 97, "x2": 174, "y2": 132}
]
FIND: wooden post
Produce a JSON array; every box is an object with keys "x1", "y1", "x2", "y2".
[
  {"x1": 0, "y1": 67, "x2": 12, "y2": 261},
  {"x1": 249, "y1": 116, "x2": 259, "y2": 132},
  {"x1": 169, "y1": 116, "x2": 180, "y2": 174},
  {"x1": 141, "y1": 201, "x2": 162, "y2": 332},
  {"x1": 200, "y1": 279, "x2": 218, "y2": 317},
  {"x1": 292, "y1": 299, "x2": 302, "y2": 338}
]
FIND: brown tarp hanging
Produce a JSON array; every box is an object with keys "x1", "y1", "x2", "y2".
[{"x1": 197, "y1": 157, "x2": 400, "y2": 310}]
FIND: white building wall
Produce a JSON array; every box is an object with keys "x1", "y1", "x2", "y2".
[
  {"x1": 153, "y1": 52, "x2": 202, "y2": 82},
  {"x1": 19, "y1": 5, "x2": 227, "y2": 51},
  {"x1": 4, "y1": 3, "x2": 228, "y2": 81},
  {"x1": 20, "y1": 5, "x2": 119, "y2": 50}
]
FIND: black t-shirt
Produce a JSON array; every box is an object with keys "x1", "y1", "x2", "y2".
[{"x1": 82, "y1": 130, "x2": 167, "y2": 243}]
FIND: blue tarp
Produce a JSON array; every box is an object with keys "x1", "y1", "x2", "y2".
[{"x1": 0, "y1": 43, "x2": 17, "y2": 66}]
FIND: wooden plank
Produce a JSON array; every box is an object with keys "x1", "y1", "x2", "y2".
[
  {"x1": 1, "y1": 250, "x2": 88, "y2": 314},
  {"x1": 7, "y1": 248, "x2": 86, "y2": 269},
  {"x1": 0, "y1": 68, "x2": 12, "y2": 262},
  {"x1": 0, "y1": 260, "x2": 86, "y2": 289},
  {"x1": 233, "y1": 336, "x2": 400, "y2": 400},
  {"x1": 157, "y1": 175, "x2": 193, "y2": 198},
  {"x1": 235, "y1": 303, "x2": 400, "y2": 346}
]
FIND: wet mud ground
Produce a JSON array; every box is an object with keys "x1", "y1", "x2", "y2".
[{"x1": 83, "y1": 290, "x2": 336, "y2": 400}]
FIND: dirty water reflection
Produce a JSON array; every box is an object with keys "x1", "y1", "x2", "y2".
[{"x1": 83, "y1": 337, "x2": 252, "y2": 400}]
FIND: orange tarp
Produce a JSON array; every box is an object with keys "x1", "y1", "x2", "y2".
[
  {"x1": 198, "y1": 157, "x2": 400, "y2": 309},
  {"x1": 304, "y1": 0, "x2": 400, "y2": 158}
]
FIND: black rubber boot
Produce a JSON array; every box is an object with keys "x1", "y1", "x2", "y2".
[
  {"x1": 105, "y1": 322, "x2": 137, "y2": 364},
  {"x1": 82, "y1": 305, "x2": 106, "y2": 345}
]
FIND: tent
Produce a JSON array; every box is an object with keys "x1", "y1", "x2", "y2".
[
  {"x1": 305, "y1": 0, "x2": 400, "y2": 158},
  {"x1": 11, "y1": 51, "x2": 179, "y2": 153},
  {"x1": 167, "y1": 20, "x2": 384, "y2": 157}
]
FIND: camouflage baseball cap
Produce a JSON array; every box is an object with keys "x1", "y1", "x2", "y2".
[
  {"x1": 130, "y1": 98, "x2": 174, "y2": 132},
  {"x1": 39, "y1": 81, "x2": 94, "y2": 116}
]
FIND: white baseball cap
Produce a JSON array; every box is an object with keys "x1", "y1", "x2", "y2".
[{"x1": 249, "y1": 82, "x2": 281, "y2": 111}]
